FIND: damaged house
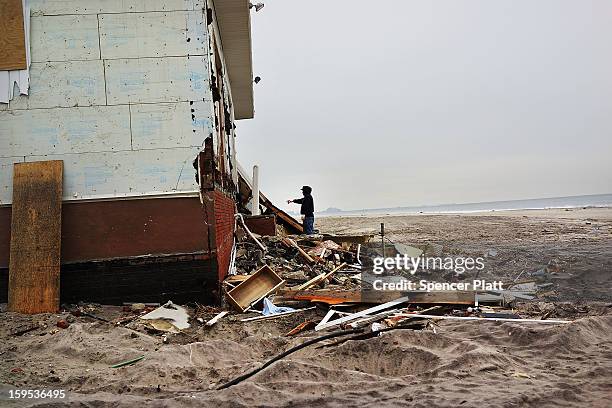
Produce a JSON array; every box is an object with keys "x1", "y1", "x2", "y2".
[{"x1": 0, "y1": 0, "x2": 291, "y2": 308}]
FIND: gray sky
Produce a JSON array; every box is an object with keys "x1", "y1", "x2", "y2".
[{"x1": 236, "y1": 0, "x2": 612, "y2": 212}]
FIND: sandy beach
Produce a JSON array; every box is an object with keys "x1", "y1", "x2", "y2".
[
  {"x1": 1, "y1": 207, "x2": 611, "y2": 407},
  {"x1": 319, "y1": 207, "x2": 612, "y2": 302}
]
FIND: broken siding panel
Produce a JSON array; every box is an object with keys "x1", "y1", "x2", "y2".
[
  {"x1": 0, "y1": 157, "x2": 26, "y2": 205},
  {"x1": 131, "y1": 101, "x2": 213, "y2": 150},
  {"x1": 29, "y1": 0, "x2": 203, "y2": 15},
  {"x1": 9, "y1": 60, "x2": 105, "y2": 109},
  {"x1": 0, "y1": 105, "x2": 131, "y2": 157},
  {"x1": 25, "y1": 148, "x2": 200, "y2": 200},
  {"x1": 99, "y1": 11, "x2": 205, "y2": 60},
  {"x1": 104, "y1": 56, "x2": 208, "y2": 104},
  {"x1": 30, "y1": 15, "x2": 100, "y2": 62}
]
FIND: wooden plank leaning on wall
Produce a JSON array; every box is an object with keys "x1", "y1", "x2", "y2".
[
  {"x1": 0, "y1": 0, "x2": 27, "y2": 70},
  {"x1": 8, "y1": 161, "x2": 63, "y2": 314}
]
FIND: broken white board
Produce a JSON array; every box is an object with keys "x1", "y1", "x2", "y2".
[{"x1": 141, "y1": 301, "x2": 190, "y2": 333}]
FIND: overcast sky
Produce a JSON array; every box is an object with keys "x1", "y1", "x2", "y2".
[{"x1": 236, "y1": 0, "x2": 612, "y2": 212}]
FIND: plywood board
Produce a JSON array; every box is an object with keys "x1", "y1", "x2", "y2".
[
  {"x1": 104, "y1": 56, "x2": 208, "y2": 104},
  {"x1": 30, "y1": 15, "x2": 100, "y2": 63},
  {"x1": 8, "y1": 160, "x2": 63, "y2": 314},
  {"x1": 0, "y1": 105, "x2": 131, "y2": 157},
  {"x1": 130, "y1": 101, "x2": 212, "y2": 150},
  {"x1": 0, "y1": 0, "x2": 27, "y2": 70},
  {"x1": 25, "y1": 147, "x2": 200, "y2": 201},
  {"x1": 99, "y1": 11, "x2": 205, "y2": 60},
  {"x1": 28, "y1": 0, "x2": 202, "y2": 15},
  {"x1": 9, "y1": 60, "x2": 105, "y2": 109}
]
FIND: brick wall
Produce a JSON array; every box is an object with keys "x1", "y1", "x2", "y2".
[
  {"x1": 212, "y1": 189, "x2": 236, "y2": 281},
  {"x1": 0, "y1": 254, "x2": 218, "y2": 305}
]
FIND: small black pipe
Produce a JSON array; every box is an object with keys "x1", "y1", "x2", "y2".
[{"x1": 217, "y1": 328, "x2": 365, "y2": 390}]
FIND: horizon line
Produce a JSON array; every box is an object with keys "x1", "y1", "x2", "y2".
[{"x1": 313, "y1": 192, "x2": 612, "y2": 214}]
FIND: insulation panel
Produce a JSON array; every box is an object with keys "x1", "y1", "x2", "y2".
[
  {"x1": 25, "y1": 147, "x2": 200, "y2": 200},
  {"x1": 99, "y1": 11, "x2": 205, "y2": 60},
  {"x1": 130, "y1": 101, "x2": 213, "y2": 150},
  {"x1": 9, "y1": 60, "x2": 105, "y2": 109},
  {"x1": 0, "y1": 105, "x2": 131, "y2": 157},
  {"x1": 30, "y1": 14, "x2": 99, "y2": 62},
  {"x1": 104, "y1": 56, "x2": 208, "y2": 105}
]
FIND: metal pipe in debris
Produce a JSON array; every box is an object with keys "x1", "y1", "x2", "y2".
[
  {"x1": 252, "y1": 165, "x2": 260, "y2": 215},
  {"x1": 235, "y1": 213, "x2": 266, "y2": 252}
]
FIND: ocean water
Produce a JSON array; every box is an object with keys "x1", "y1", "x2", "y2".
[{"x1": 317, "y1": 193, "x2": 612, "y2": 217}]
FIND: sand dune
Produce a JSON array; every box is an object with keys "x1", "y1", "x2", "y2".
[{"x1": 2, "y1": 311, "x2": 610, "y2": 407}]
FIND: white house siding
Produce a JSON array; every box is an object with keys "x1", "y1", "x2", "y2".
[{"x1": 0, "y1": 0, "x2": 214, "y2": 205}]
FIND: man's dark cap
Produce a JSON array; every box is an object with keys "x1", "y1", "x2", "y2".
[{"x1": 301, "y1": 185, "x2": 312, "y2": 194}]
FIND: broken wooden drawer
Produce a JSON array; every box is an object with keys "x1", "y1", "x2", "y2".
[{"x1": 226, "y1": 265, "x2": 285, "y2": 312}]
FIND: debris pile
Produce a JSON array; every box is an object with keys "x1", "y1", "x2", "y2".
[
  {"x1": 37, "y1": 221, "x2": 575, "y2": 386},
  {"x1": 222, "y1": 222, "x2": 570, "y2": 332}
]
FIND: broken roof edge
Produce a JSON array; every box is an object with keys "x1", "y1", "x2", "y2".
[
  {"x1": 212, "y1": 0, "x2": 254, "y2": 120},
  {"x1": 236, "y1": 162, "x2": 303, "y2": 234}
]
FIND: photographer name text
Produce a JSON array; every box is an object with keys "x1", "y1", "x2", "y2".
[{"x1": 372, "y1": 279, "x2": 503, "y2": 292}]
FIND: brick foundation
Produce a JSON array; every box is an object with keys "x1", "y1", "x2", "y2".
[{"x1": 212, "y1": 189, "x2": 236, "y2": 282}]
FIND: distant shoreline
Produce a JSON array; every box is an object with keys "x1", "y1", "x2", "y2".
[
  {"x1": 309, "y1": 193, "x2": 612, "y2": 218},
  {"x1": 316, "y1": 204, "x2": 612, "y2": 218},
  {"x1": 316, "y1": 206, "x2": 612, "y2": 222}
]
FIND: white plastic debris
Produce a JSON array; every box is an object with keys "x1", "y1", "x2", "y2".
[
  {"x1": 140, "y1": 301, "x2": 190, "y2": 332},
  {"x1": 371, "y1": 322, "x2": 385, "y2": 332}
]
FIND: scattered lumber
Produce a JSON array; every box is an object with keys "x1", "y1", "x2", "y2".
[
  {"x1": 283, "y1": 238, "x2": 314, "y2": 264},
  {"x1": 206, "y1": 311, "x2": 228, "y2": 327},
  {"x1": 285, "y1": 321, "x2": 316, "y2": 336},
  {"x1": 320, "y1": 262, "x2": 347, "y2": 284},
  {"x1": 295, "y1": 274, "x2": 326, "y2": 291},
  {"x1": 277, "y1": 289, "x2": 477, "y2": 305},
  {"x1": 240, "y1": 306, "x2": 316, "y2": 322},
  {"x1": 348, "y1": 305, "x2": 442, "y2": 329},
  {"x1": 315, "y1": 296, "x2": 410, "y2": 331},
  {"x1": 260, "y1": 192, "x2": 303, "y2": 234},
  {"x1": 295, "y1": 263, "x2": 347, "y2": 291}
]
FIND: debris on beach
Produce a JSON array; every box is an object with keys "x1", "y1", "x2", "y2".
[{"x1": 140, "y1": 301, "x2": 190, "y2": 333}]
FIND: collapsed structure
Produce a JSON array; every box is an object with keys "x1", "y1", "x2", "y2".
[{"x1": 0, "y1": 0, "x2": 298, "y2": 308}]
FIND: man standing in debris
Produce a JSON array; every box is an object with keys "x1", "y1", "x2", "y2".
[{"x1": 287, "y1": 186, "x2": 315, "y2": 235}]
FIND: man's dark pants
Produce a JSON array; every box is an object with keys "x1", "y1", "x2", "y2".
[{"x1": 303, "y1": 216, "x2": 315, "y2": 235}]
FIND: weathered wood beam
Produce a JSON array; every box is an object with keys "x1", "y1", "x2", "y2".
[{"x1": 8, "y1": 161, "x2": 63, "y2": 314}]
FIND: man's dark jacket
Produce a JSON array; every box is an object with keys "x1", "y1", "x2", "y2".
[{"x1": 293, "y1": 194, "x2": 314, "y2": 217}]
